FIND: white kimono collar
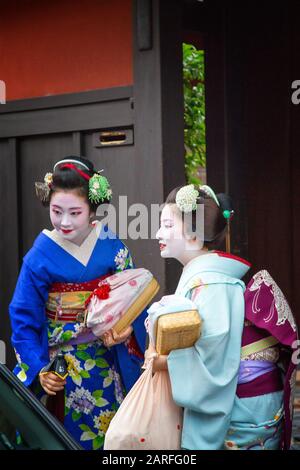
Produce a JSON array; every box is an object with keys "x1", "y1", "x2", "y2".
[{"x1": 42, "y1": 221, "x2": 102, "y2": 267}]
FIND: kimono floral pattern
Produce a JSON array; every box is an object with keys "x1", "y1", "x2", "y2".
[
  {"x1": 114, "y1": 247, "x2": 133, "y2": 272},
  {"x1": 63, "y1": 341, "x2": 124, "y2": 449},
  {"x1": 224, "y1": 406, "x2": 283, "y2": 450},
  {"x1": 224, "y1": 426, "x2": 281, "y2": 450},
  {"x1": 43, "y1": 334, "x2": 125, "y2": 450},
  {"x1": 14, "y1": 349, "x2": 30, "y2": 383},
  {"x1": 39, "y1": 245, "x2": 134, "y2": 450},
  {"x1": 40, "y1": 247, "x2": 135, "y2": 450}
]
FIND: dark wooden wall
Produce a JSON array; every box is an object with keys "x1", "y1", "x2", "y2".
[{"x1": 184, "y1": 0, "x2": 300, "y2": 322}]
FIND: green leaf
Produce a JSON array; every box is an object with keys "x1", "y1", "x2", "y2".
[
  {"x1": 81, "y1": 431, "x2": 97, "y2": 441},
  {"x1": 95, "y1": 348, "x2": 106, "y2": 356},
  {"x1": 95, "y1": 358, "x2": 109, "y2": 368},
  {"x1": 72, "y1": 410, "x2": 82, "y2": 422},
  {"x1": 61, "y1": 331, "x2": 73, "y2": 342},
  {"x1": 93, "y1": 435, "x2": 104, "y2": 450},
  {"x1": 79, "y1": 424, "x2": 91, "y2": 432},
  {"x1": 77, "y1": 344, "x2": 89, "y2": 351},
  {"x1": 92, "y1": 390, "x2": 103, "y2": 399},
  {"x1": 78, "y1": 293, "x2": 90, "y2": 303},
  {"x1": 103, "y1": 377, "x2": 113, "y2": 388},
  {"x1": 183, "y1": 43, "x2": 206, "y2": 184},
  {"x1": 100, "y1": 370, "x2": 109, "y2": 378},
  {"x1": 21, "y1": 363, "x2": 29, "y2": 372},
  {"x1": 17, "y1": 369, "x2": 27, "y2": 382},
  {"x1": 95, "y1": 397, "x2": 109, "y2": 408},
  {"x1": 75, "y1": 351, "x2": 91, "y2": 361},
  {"x1": 80, "y1": 370, "x2": 91, "y2": 379},
  {"x1": 85, "y1": 359, "x2": 96, "y2": 371}
]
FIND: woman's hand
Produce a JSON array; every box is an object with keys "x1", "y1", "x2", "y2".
[
  {"x1": 144, "y1": 341, "x2": 157, "y2": 361},
  {"x1": 101, "y1": 326, "x2": 133, "y2": 348},
  {"x1": 144, "y1": 342, "x2": 168, "y2": 372},
  {"x1": 39, "y1": 372, "x2": 66, "y2": 396},
  {"x1": 152, "y1": 354, "x2": 168, "y2": 373}
]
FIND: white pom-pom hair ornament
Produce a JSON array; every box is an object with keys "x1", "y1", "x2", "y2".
[{"x1": 175, "y1": 184, "x2": 199, "y2": 213}]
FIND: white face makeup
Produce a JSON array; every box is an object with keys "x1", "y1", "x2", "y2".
[
  {"x1": 50, "y1": 191, "x2": 93, "y2": 246},
  {"x1": 156, "y1": 204, "x2": 184, "y2": 260},
  {"x1": 156, "y1": 204, "x2": 205, "y2": 265}
]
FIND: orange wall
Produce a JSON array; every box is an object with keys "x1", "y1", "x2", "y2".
[{"x1": 0, "y1": 0, "x2": 133, "y2": 101}]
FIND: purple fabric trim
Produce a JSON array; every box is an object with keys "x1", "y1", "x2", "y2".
[
  {"x1": 68, "y1": 331, "x2": 99, "y2": 346},
  {"x1": 241, "y1": 324, "x2": 270, "y2": 346},
  {"x1": 244, "y1": 276, "x2": 297, "y2": 350},
  {"x1": 238, "y1": 360, "x2": 277, "y2": 384},
  {"x1": 244, "y1": 271, "x2": 298, "y2": 449},
  {"x1": 236, "y1": 369, "x2": 284, "y2": 398}
]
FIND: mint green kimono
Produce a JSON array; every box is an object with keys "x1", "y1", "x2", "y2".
[
  {"x1": 152, "y1": 252, "x2": 285, "y2": 450},
  {"x1": 167, "y1": 252, "x2": 248, "y2": 450}
]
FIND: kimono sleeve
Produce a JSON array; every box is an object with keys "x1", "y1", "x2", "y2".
[
  {"x1": 9, "y1": 260, "x2": 51, "y2": 387},
  {"x1": 167, "y1": 282, "x2": 245, "y2": 450}
]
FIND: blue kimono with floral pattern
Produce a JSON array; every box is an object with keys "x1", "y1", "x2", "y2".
[{"x1": 9, "y1": 222, "x2": 147, "y2": 450}]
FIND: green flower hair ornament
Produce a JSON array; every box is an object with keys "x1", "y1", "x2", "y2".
[{"x1": 88, "y1": 173, "x2": 112, "y2": 204}]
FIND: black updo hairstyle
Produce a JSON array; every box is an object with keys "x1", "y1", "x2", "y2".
[
  {"x1": 45, "y1": 156, "x2": 111, "y2": 212},
  {"x1": 165, "y1": 185, "x2": 233, "y2": 250}
]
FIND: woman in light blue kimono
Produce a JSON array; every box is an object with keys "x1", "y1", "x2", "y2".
[
  {"x1": 9, "y1": 156, "x2": 147, "y2": 450},
  {"x1": 146, "y1": 184, "x2": 290, "y2": 450}
]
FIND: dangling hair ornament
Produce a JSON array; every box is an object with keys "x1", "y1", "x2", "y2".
[
  {"x1": 175, "y1": 184, "x2": 199, "y2": 213},
  {"x1": 35, "y1": 172, "x2": 53, "y2": 202},
  {"x1": 222, "y1": 209, "x2": 234, "y2": 220},
  {"x1": 200, "y1": 185, "x2": 234, "y2": 253},
  {"x1": 89, "y1": 171, "x2": 112, "y2": 204},
  {"x1": 224, "y1": 210, "x2": 234, "y2": 254},
  {"x1": 221, "y1": 206, "x2": 234, "y2": 254}
]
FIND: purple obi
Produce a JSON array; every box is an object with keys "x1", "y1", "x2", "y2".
[
  {"x1": 238, "y1": 360, "x2": 277, "y2": 384},
  {"x1": 238, "y1": 270, "x2": 298, "y2": 450}
]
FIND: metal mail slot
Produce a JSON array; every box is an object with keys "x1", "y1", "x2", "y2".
[{"x1": 93, "y1": 129, "x2": 134, "y2": 148}]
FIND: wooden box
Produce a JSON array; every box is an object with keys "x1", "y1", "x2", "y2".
[
  {"x1": 114, "y1": 277, "x2": 160, "y2": 334},
  {"x1": 155, "y1": 310, "x2": 202, "y2": 355}
]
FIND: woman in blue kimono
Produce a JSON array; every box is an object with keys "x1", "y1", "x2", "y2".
[
  {"x1": 146, "y1": 184, "x2": 293, "y2": 450},
  {"x1": 9, "y1": 156, "x2": 147, "y2": 450}
]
